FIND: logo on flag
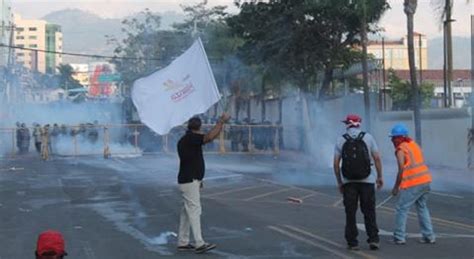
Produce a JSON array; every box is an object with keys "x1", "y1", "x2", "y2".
[{"x1": 132, "y1": 38, "x2": 221, "y2": 135}]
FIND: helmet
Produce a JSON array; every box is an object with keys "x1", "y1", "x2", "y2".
[{"x1": 389, "y1": 123, "x2": 409, "y2": 137}]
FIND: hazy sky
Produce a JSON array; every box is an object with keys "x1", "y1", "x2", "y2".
[{"x1": 12, "y1": 0, "x2": 474, "y2": 39}]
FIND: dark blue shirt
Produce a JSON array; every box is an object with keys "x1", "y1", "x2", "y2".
[{"x1": 177, "y1": 131, "x2": 205, "y2": 184}]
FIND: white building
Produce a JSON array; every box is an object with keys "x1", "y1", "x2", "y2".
[{"x1": 0, "y1": 0, "x2": 12, "y2": 67}]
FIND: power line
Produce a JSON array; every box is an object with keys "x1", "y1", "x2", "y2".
[{"x1": 0, "y1": 43, "x2": 163, "y2": 61}]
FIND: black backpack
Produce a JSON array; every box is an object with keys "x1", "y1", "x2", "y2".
[{"x1": 341, "y1": 132, "x2": 371, "y2": 180}]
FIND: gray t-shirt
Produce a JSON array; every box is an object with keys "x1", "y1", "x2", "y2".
[{"x1": 334, "y1": 128, "x2": 379, "y2": 184}]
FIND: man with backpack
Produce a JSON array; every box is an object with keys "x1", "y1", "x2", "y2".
[{"x1": 333, "y1": 114, "x2": 383, "y2": 251}]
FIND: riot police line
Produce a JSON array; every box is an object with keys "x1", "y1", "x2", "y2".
[{"x1": 4, "y1": 121, "x2": 283, "y2": 158}]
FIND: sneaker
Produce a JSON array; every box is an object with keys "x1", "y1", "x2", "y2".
[
  {"x1": 347, "y1": 245, "x2": 360, "y2": 251},
  {"x1": 369, "y1": 242, "x2": 380, "y2": 250},
  {"x1": 418, "y1": 237, "x2": 436, "y2": 244},
  {"x1": 195, "y1": 243, "x2": 216, "y2": 254},
  {"x1": 177, "y1": 244, "x2": 195, "y2": 251},
  {"x1": 392, "y1": 238, "x2": 406, "y2": 245}
]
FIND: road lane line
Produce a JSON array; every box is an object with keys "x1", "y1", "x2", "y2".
[
  {"x1": 431, "y1": 191, "x2": 464, "y2": 199},
  {"x1": 205, "y1": 174, "x2": 242, "y2": 181},
  {"x1": 282, "y1": 225, "x2": 376, "y2": 259},
  {"x1": 255, "y1": 178, "x2": 334, "y2": 197},
  {"x1": 203, "y1": 184, "x2": 268, "y2": 198},
  {"x1": 379, "y1": 207, "x2": 474, "y2": 231},
  {"x1": 244, "y1": 187, "x2": 293, "y2": 201},
  {"x1": 268, "y1": 226, "x2": 353, "y2": 259},
  {"x1": 332, "y1": 198, "x2": 344, "y2": 207},
  {"x1": 299, "y1": 193, "x2": 316, "y2": 200}
]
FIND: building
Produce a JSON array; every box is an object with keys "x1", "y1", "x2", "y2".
[
  {"x1": 25, "y1": 88, "x2": 65, "y2": 103},
  {"x1": 70, "y1": 63, "x2": 90, "y2": 88},
  {"x1": 0, "y1": 0, "x2": 12, "y2": 67},
  {"x1": 367, "y1": 32, "x2": 428, "y2": 70},
  {"x1": 391, "y1": 69, "x2": 472, "y2": 108},
  {"x1": 12, "y1": 14, "x2": 62, "y2": 74}
]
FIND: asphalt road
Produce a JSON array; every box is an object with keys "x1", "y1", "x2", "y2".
[{"x1": 0, "y1": 153, "x2": 473, "y2": 258}]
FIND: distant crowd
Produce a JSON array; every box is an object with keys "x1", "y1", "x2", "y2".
[{"x1": 15, "y1": 121, "x2": 100, "y2": 159}]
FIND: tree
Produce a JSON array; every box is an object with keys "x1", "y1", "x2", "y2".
[
  {"x1": 228, "y1": 0, "x2": 389, "y2": 100},
  {"x1": 431, "y1": 0, "x2": 471, "y2": 107},
  {"x1": 352, "y1": 0, "x2": 388, "y2": 130},
  {"x1": 110, "y1": 9, "x2": 192, "y2": 88},
  {"x1": 57, "y1": 64, "x2": 83, "y2": 91},
  {"x1": 404, "y1": 0, "x2": 422, "y2": 145},
  {"x1": 388, "y1": 69, "x2": 434, "y2": 110},
  {"x1": 173, "y1": 0, "x2": 227, "y2": 36},
  {"x1": 110, "y1": 2, "x2": 250, "y2": 121}
]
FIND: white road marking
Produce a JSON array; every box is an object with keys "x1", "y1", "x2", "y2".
[
  {"x1": 205, "y1": 174, "x2": 242, "y2": 181},
  {"x1": 357, "y1": 224, "x2": 474, "y2": 238},
  {"x1": 244, "y1": 187, "x2": 293, "y2": 201},
  {"x1": 332, "y1": 198, "x2": 344, "y2": 207},
  {"x1": 431, "y1": 191, "x2": 464, "y2": 199},
  {"x1": 376, "y1": 195, "x2": 393, "y2": 208},
  {"x1": 268, "y1": 226, "x2": 354, "y2": 259},
  {"x1": 204, "y1": 184, "x2": 268, "y2": 198},
  {"x1": 282, "y1": 225, "x2": 376, "y2": 259}
]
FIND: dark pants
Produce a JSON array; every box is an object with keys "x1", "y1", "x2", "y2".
[
  {"x1": 35, "y1": 142, "x2": 41, "y2": 153},
  {"x1": 343, "y1": 182, "x2": 379, "y2": 246}
]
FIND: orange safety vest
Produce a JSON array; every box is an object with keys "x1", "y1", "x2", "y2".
[{"x1": 397, "y1": 141, "x2": 432, "y2": 189}]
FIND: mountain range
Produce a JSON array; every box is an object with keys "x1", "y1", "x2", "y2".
[
  {"x1": 42, "y1": 9, "x2": 184, "y2": 64},
  {"x1": 43, "y1": 9, "x2": 471, "y2": 69}
]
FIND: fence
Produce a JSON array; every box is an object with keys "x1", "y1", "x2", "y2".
[{"x1": 1, "y1": 124, "x2": 281, "y2": 158}]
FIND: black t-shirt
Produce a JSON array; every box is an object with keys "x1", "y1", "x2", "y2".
[{"x1": 177, "y1": 131, "x2": 205, "y2": 184}]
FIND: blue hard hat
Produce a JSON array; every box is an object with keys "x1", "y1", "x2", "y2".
[{"x1": 389, "y1": 123, "x2": 409, "y2": 137}]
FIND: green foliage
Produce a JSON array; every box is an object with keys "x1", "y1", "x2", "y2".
[
  {"x1": 57, "y1": 64, "x2": 83, "y2": 90},
  {"x1": 228, "y1": 0, "x2": 389, "y2": 97},
  {"x1": 388, "y1": 69, "x2": 434, "y2": 110},
  {"x1": 110, "y1": 9, "x2": 193, "y2": 87}
]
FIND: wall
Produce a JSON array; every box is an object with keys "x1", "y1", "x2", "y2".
[
  {"x1": 207, "y1": 94, "x2": 471, "y2": 168},
  {"x1": 373, "y1": 108, "x2": 471, "y2": 168}
]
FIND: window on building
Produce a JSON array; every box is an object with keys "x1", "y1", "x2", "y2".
[
  {"x1": 17, "y1": 27, "x2": 24, "y2": 32},
  {"x1": 29, "y1": 44, "x2": 38, "y2": 48},
  {"x1": 28, "y1": 27, "x2": 37, "y2": 31},
  {"x1": 28, "y1": 36, "x2": 37, "y2": 40},
  {"x1": 16, "y1": 53, "x2": 24, "y2": 57},
  {"x1": 17, "y1": 44, "x2": 24, "y2": 48},
  {"x1": 16, "y1": 36, "x2": 24, "y2": 40}
]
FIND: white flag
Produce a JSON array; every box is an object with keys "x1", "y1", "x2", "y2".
[{"x1": 132, "y1": 38, "x2": 221, "y2": 135}]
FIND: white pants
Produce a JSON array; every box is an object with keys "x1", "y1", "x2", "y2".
[{"x1": 178, "y1": 180, "x2": 205, "y2": 247}]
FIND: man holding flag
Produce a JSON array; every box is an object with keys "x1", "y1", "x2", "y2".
[
  {"x1": 176, "y1": 113, "x2": 229, "y2": 254},
  {"x1": 132, "y1": 38, "x2": 229, "y2": 254}
]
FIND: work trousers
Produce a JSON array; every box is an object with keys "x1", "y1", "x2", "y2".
[
  {"x1": 343, "y1": 182, "x2": 380, "y2": 246},
  {"x1": 178, "y1": 180, "x2": 205, "y2": 247}
]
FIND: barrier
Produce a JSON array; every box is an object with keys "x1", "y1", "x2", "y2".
[{"x1": 0, "y1": 124, "x2": 282, "y2": 158}]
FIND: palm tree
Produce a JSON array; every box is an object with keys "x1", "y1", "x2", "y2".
[
  {"x1": 431, "y1": 0, "x2": 471, "y2": 107},
  {"x1": 404, "y1": 0, "x2": 422, "y2": 145}
]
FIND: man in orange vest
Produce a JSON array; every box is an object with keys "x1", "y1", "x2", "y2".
[{"x1": 390, "y1": 124, "x2": 435, "y2": 245}]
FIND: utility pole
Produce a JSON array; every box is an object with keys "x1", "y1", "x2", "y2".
[
  {"x1": 404, "y1": 0, "x2": 422, "y2": 145},
  {"x1": 419, "y1": 33, "x2": 423, "y2": 85},
  {"x1": 445, "y1": 0, "x2": 454, "y2": 107},
  {"x1": 6, "y1": 21, "x2": 14, "y2": 103},
  {"x1": 382, "y1": 37, "x2": 386, "y2": 111},
  {"x1": 361, "y1": 0, "x2": 371, "y2": 130},
  {"x1": 468, "y1": 13, "x2": 473, "y2": 169}
]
